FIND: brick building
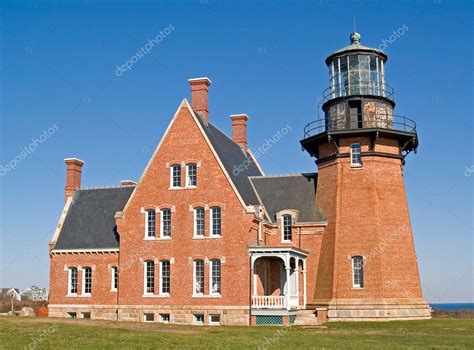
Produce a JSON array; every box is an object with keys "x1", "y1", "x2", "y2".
[{"x1": 49, "y1": 33, "x2": 431, "y2": 325}]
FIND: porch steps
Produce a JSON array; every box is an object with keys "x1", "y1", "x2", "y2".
[{"x1": 294, "y1": 309, "x2": 320, "y2": 326}]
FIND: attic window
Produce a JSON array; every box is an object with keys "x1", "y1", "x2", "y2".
[
  {"x1": 186, "y1": 163, "x2": 197, "y2": 187},
  {"x1": 282, "y1": 215, "x2": 292, "y2": 242},
  {"x1": 145, "y1": 209, "x2": 156, "y2": 238},
  {"x1": 170, "y1": 164, "x2": 181, "y2": 188}
]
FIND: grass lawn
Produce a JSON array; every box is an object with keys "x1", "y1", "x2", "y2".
[{"x1": 0, "y1": 317, "x2": 472, "y2": 349}]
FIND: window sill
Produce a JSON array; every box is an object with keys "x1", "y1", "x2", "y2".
[
  {"x1": 168, "y1": 187, "x2": 183, "y2": 191},
  {"x1": 184, "y1": 186, "x2": 197, "y2": 190},
  {"x1": 349, "y1": 164, "x2": 363, "y2": 170},
  {"x1": 143, "y1": 294, "x2": 170, "y2": 298},
  {"x1": 66, "y1": 294, "x2": 77, "y2": 297},
  {"x1": 351, "y1": 287, "x2": 364, "y2": 290},
  {"x1": 110, "y1": 289, "x2": 117, "y2": 293},
  {"x1": 192, "y1": 294, "x2": 221, "y2": 298},
  {"x1": 159, "y1": 236, "x2": 172, "y2": 240},
  {"x1": 193, "y1": 236, "x2": 222, "y2": 240},
  {"x1": 144, "y1": 237, "x2": 157, "y2": 241},
  {"x1": 281, "y1": 240, "x2": 293, "y2": 244},
  {"x1": 78, "y1": 294, "x2": 91, "y2": 298}
]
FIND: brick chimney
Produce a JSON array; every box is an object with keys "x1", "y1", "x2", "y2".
[
  {"x1": 230, "y1": 114, "x2": 249, "y2": 152},
  {"x1": 64, "y1": 158, "x2": 84, "y2": 203},
  {"x1": 189, "y1": 77, "x2": 212, "y2": 124}
]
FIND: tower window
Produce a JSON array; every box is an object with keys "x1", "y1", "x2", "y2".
[
  {"x1": 170, "y1": 164, "x2": 181, "y2": 188},
  {"x1": 282, "y1": 215, "x2": 292, "y2": 242},
  {"x1": 186, "y1": 163, "x2": 197, "y2": 187},
  {"x1": 352, "y1": 256, "x2": 364, "y2": 288},
  {"x1": 350, "y1": 143, "x2": 362, "y2": 166},
  {"x1": 145, "y1": 209, "x2": 156, "y2": 238}
]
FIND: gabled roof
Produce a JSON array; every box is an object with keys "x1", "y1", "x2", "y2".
[
  {"x1": 249, "y1": 174, "x2": 326, "y2": 223},
  {"x1": 195, "y1": 112, "x2": 263, "y2": 205},
  {"x1": 53, "y1": 187, "x2": 134, "y2": 250}
]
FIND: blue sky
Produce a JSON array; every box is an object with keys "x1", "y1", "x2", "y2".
[{"x1": 0, "y1": 0, "x2": 472, "y2": 302}]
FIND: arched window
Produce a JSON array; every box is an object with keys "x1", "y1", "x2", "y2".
[
  {"x1": 350, "y1": 143, "x2": 362, "y2": 166},
  {"x1": 68, "y1": 267, "x2": 78, "y2": 295},
  {"x1": 210, "y1": 207, "x2": 221, "y2": 237},
  {"x1": 282, "y1": 215, "x2": 292, "y2": 242},
  {"x1": 82, "y1": 267, "x2": 92, "y2": 295},
  {"x1": 160, "y1": 260, "x2": 170, "y2": 295},
  {"x1": 160, "y1": 209, "x2": 172, "y2": 238},
  {"x1": 194, "y1": 207, "x2": 205, "y2": 237},
  {"x1": 144, "y1": 260, "x2": 155, "y2": 295},
  {"x1": 186, "y1": 163, "x2": 197, "y2": 187},
  {"x1": 352, "y1": 256, "x2": 364, "y2": 288},
  {"x1": 193, "y1": 259, "x2": 205, "y2": 295},
  {"x1": 170, "y1": 164, "x2": 181, "y2": 188},
  {"x1": 210, "y1": 259, "x2": 221, "y2": 295}
]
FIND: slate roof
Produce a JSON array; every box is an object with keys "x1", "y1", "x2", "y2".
[
  {"x1": 53, "y1": 186, "x2": 134, "y2": 250},
  {"x1": 249, "y1": 174, "x2": 326, "y2": 223},
  {"x1": 195, "y1": 112, "x2": 263, "y2": 205}
]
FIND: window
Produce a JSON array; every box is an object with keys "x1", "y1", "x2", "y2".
[
  {"x1": 82, "y1": 267, "x2": 92, "y2": 295},
  {"x1": 350, "y1": 143, "x2": 362, "y2": 166},
  {"x1": 209, "y1": 314, "x2": 221, "y2": 325},
  {"x1": 210, "y1": 260, "x2": 221, "y2": 295},
  {"x1": 282, "y1": 215, "x2": 292, "y2": 242},
  {"x1": 81, "y1": 312, "x2": 91, "y2": 319},
  {"x1": 170, "y1": 164, "x2": 181, "y2": 188},
  {"x1": 143, "y1": 313, "x2": 154, "y2": 323},
  {"x1": 160, "y1": 209, "x2": 172, "y2": 238},
  {"x1": 160, "y1": 260, "x2": 170, "y2": 295},
  {"x1": 194, "y1": 207, "x2": 205, "y2": 237},
  {"x1": 67, "y1": 312, "x2": 77, "y2": 319},
  {"x1": 186, "y1": 163, "x2": 197, "y2": 187},
  {"x1": 193, "y1": 260, "x2": 205, "y2": 295},
  {"x1": 210, "y1": 207, "x2": 221, "y2": 237},
  {"x1": 145, "y1": 261, "x2": 155, "y2": 294},
  {"x1": 111, "y1": 266, "x2": 118, "y2": 291},
  {"x1": 145, "y1": 209, "x2": 156, "y2": 238},
  {"x1": 68, "y1": 267, "x2": 78, "y2": 295},
  {"x1": 193, "y1": 314, "x2": 204, "y2": 325},
  {"x1": 160, "y1": 314, "x2": 170, "y2": 323},
  {"x1": 352, "y1": 256, "x2": 364, "y2": 288}
]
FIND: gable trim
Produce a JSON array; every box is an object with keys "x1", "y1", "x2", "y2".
[{"x1": 50, "y1": 196, "x2": 73, "y2": 247}]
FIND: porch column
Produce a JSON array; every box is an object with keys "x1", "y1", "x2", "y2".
[
  {"x1": 252, "y1": 259, "x2": 257, "y2": 296},
  {"x1": 295, "y1": 261, "x2": 300, "y2": 308},
  {"x1": 285, "y1": 266, "x2": 291, "y2": 310},
  {"x1": 303, "y1": 260, "x2": 307, "y2": 309}
]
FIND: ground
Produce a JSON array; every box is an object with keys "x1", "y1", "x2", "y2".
[{"x1": 0, "y1": 317, "x2": 472, "y2": 349}]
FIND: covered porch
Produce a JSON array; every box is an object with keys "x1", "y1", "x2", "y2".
[{"x1": 249, "y1": 246, "x2": 308, "y2": 311}]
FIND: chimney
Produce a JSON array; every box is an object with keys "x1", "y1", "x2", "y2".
[
  {"x1": 64, "y1": 158, "x2": 84, "y2": 203},
  {"x1": 188, "y1": 77, "x2": 212, "y2": 124},
  {"x1": 230, "y1": 114, "x2": 249, "y2": 153},
  {"x1": 120, "y1": 180, "x2": 137, "y2": 186}
]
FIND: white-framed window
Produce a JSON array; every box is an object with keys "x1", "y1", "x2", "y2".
[
  {"x1": 194, "y1": 207, "x2": 205, "y2": 237},
  {"x1": 144, "y1": 260, "x2": 155, "y2": 295},
  {"x1": 210, "y1": 259, "x2": 221, "y2": 295},
  {"x1": 160, "y1": 209, "x2": 172, "y2": 238},
  {"x1": 82, "y1": 267, "x2": 92, "y2": 295},
  {"x1": 210, "y1": 207, "x2": 221, "y2": 237},
  {"x1": 160, "y1": 260, "x2": 170, "y2": 295},
  {"x1": 145, "y1": 209, "x2": 156, "y2": 238},
  {"x1": 67, "y1": 312, "x2": 77, "y2": 319},
  {"x1": 143, "y1": 313, "x2": 154, "y2": 323},
  {"x1": 170, "y1": 164, "x2": 181, "y2": 188},
  {"x1": 352, "y1": 256, "x2": 364, "y2": 288},
  {"x1": 209, "y1": 314, "x2": 220, "y2": 325},
  {"x1": 193, "y1": 314, "x2": 204, "y2": 325},
  {"x1": 350, "y1": 143, "x2": 362, "y2": 166},
  {"x1": 160, "y1": 314, "x2": 170, "y2": 323},
  {"x1": 193, "y1": 259, "x2": 205, "y2": 295},
  {"x1": 81, "y1": 312, "x2": 91, "y2": 319},
  {"x1": 68, "y1": 267, "x2": 78, "y2": 295},
  {"x1": 282, "y1": 215, "x2": 292, "y2": 242},
  {"x1": 111, "y1": 266, "x2": 118, "y2": 291},
  {"x1": 186, "y1": 163, "x2": 197, "y2": 187}
]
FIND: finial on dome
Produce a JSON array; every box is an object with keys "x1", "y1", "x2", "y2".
[{"x1": 350, "y1": 32, "x2": 361, "y2": 44}]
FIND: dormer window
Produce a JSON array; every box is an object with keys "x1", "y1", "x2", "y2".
[
  {"x1": 170, "y1": 164, "x2": 181, "y2": 188},
  {"x1": 186, "y1": 163, "x2": 197, "y2": 187},
  {"x1": 282, "y1": 215, "x2": 292, "y2": 242},
  {"x1": 350, "y1": 143, "x2": 362, "y2": 166}
]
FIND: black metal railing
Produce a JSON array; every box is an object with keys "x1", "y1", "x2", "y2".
[
  {"x1": 303, "y1": 114, "x2": 416, "y2": 139},
  {"x1": 323, "y1": 81, "x2": 395, "y2": 103}
]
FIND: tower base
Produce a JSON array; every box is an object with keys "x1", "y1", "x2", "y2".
[{"x1": 309, "y1": 298, "x2": 431, "y2": 322}]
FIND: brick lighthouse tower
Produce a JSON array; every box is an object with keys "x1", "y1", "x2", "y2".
[{"x1": 301, "y1": 32, "x2": 431, "y2": 321}]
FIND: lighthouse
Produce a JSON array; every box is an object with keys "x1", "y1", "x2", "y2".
[{"x1": 301, "y1": 33, "x2": 431, "y2": 321}]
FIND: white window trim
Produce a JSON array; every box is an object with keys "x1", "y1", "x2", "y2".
[
  {"x1": 143, "y1": 313, "x2": 154, "y2": 323},
  {"x1": 144, "y1": 209, "x2": 157, "y2": 240},
  {"x1": 67, "y1": 267, "x2": 77, "y2": 296},
  {"x1": 111, "y1": 266, "x2": 118, "y2": 292},
  {"x1": 159, "y1": 209, "x2": 172, "y2": 240},
  {"x1": 209, "y1": 314, "x2": 221, "y2": 325},
  {"x1": 352, "y1": 256, "x2": 364, "y2": 289},
  {"x1": 193, "y1": 208, "x2": 205, "y2": 238},
  {"x1": 209, "y1": 207, "x2": 221, "y2": 238},
  {"x1": 350, "y1": 143, "x2": 362, "y2": 167},
  {"x1": 159, "y1": 314, "x2": 170, "y2": 324},
  {"x1": 159, "y1": 261, "x2": 170, "y2": 296},
  {"x1": 185, "y1": 163, "x2": 197, "y2": 188},
  {"x1": 193, "y1": 314, "x2": 204, "y2": 325},
  {"x1": 193, "y1": 260, "x2": 204, "y2": 297},
  {"x1": 143, "y1": 261, "x2": 154, "y2": 296},
  {"x1": 209, "y1": 260, "x2": 221, "y2": 296},
  {"x1": 281, "y1": 215, "x2": 293, "y2": 243},
  {"x1": 81, "y1": 267, "x2": 91, "y2": 296},
  {"x1": 170, "y1": 164, "x2": 181, "y2": 188}
]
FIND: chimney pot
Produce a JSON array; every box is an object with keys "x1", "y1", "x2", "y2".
[
  {"x1": 188, "y1": 77, "x2": 212, "y2": 124},
  {"x1": 64, "y1": 158, "x2": 84, "y2": 203},
  {"x1": 230, "y1": 114, "x2": 249, "y2": 153}
]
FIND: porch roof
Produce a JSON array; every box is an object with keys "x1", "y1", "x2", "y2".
[{"x1": 248, "y1": 245, "x2": 309, "y2": 258}]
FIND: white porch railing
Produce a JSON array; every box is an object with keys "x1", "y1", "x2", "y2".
[{"x1": 251, "y1": 295, "x2": 287, "y2": 309}]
